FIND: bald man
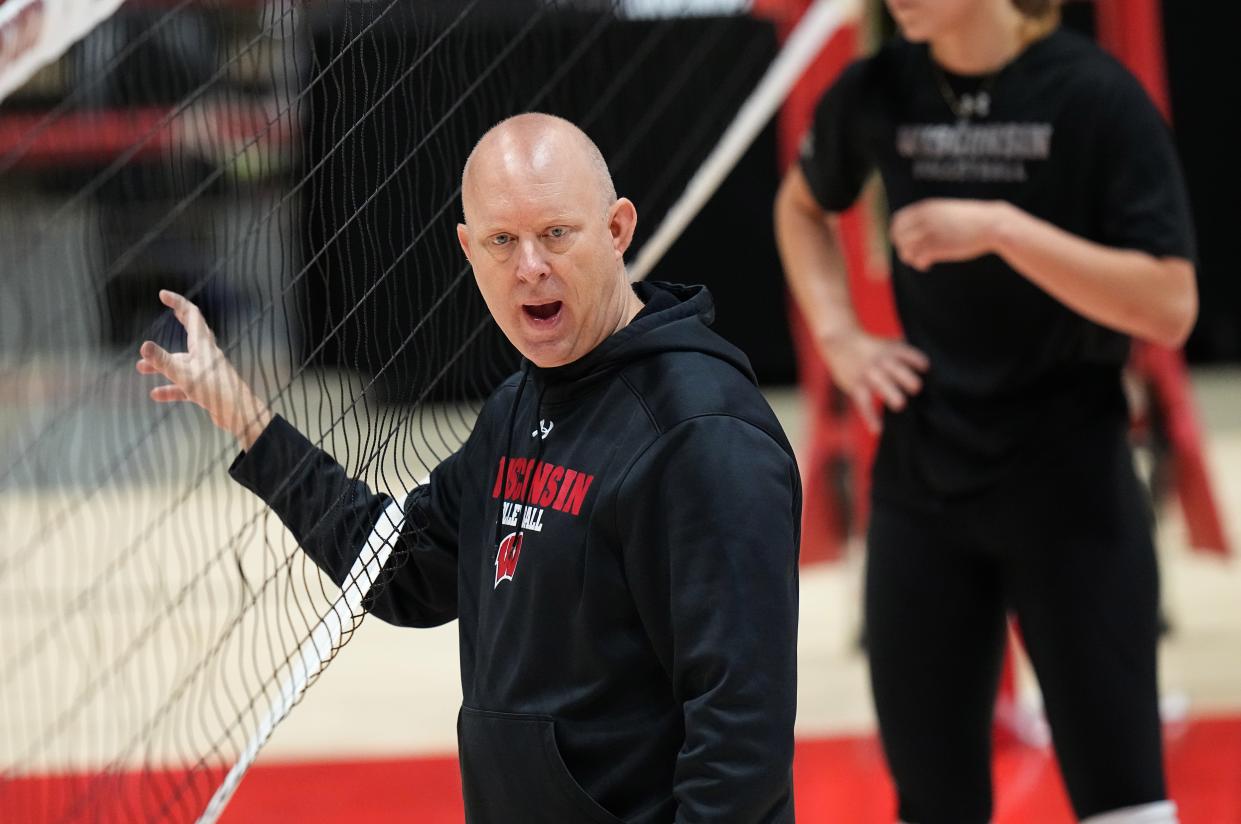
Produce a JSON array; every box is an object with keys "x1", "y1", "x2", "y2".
[{"x1": 139, "y1": 113, "x2": 800, "y2": 824}]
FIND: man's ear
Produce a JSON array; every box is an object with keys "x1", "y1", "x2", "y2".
[
  {"x1": 608, "y1": 197, "x2": 637, "y2": 259},
  {"x1": 456, "y1": 223, "x2": 472, "y2": 263}
]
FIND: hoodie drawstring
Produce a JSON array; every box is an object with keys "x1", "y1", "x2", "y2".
[
  {"x1": 493, "y1": 363, "x2": 530, "y2": 562},
  {"x1": 492, "y1": 364, "x2": 550, "y2": 566},
  {"x1": 509, "y1": 379, "x2": 548, "y2": 554}
]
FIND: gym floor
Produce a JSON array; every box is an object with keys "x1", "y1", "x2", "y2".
[{"x1": 2, "y1": 367, "x2": 1238, "y2": 822}]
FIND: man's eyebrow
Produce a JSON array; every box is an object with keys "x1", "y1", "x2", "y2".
[{"x1": 484, "y1": 214, "x2": 580, "y2": 230}]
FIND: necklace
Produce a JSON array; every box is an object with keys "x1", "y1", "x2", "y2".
[{"x1": 933, "y1": 66, "x2": 997, "y2": 122}]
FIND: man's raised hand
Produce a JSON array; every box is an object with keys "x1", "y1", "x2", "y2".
[{"x1": 136, "y1": 290, "x2": 272, "y2": 450}]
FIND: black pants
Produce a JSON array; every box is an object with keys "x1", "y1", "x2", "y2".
[{"x1": 866, "y1": 429, "x2": 1167, "y2": 823}]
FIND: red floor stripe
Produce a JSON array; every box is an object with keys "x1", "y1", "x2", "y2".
[{"x1": 6, "y1": 716, "x2": 1239, "y2": 822}]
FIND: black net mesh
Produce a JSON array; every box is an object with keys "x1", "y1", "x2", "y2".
[{"x1": 0, "y1": 1, "x2": 780, "y2": 820}]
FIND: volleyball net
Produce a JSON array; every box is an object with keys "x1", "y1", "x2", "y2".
[{"x1": 0, "y1": 1, "x2": 853, "y2": 820}]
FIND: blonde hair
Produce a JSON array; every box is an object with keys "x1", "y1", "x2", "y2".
[{"x1": 1013, "y1": 0, "x2": 1060, "y2": 41}]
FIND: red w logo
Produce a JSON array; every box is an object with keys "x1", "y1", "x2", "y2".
[{"x1": 494, "y1": 532, "x2": 523, "y2": 589}]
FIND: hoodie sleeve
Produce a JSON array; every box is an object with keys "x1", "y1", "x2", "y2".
[
  {"x1": 228, "y1": 415, "x2": 461, "y2": 628},
  {"x1": 616, "y1": 415, "x2": 800, "y2": 823}
]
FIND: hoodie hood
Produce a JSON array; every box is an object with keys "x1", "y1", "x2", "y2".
[
  {"x1": 528, "y1": 281, "x2": 757, "y2": 401},
  {"x1": 492, "y1": 281, "x2": 759, "y2": 561}
]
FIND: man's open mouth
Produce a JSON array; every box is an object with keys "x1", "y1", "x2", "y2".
[{"x1": 523, "y1": 301, "x2": 562, "y2": 321}]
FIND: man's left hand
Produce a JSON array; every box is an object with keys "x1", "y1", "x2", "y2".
[{"x1": 889, "y1": 198, "x2": 1007, "y2": 272}]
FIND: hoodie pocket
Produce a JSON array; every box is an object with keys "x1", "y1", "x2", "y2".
[{"x1": 458, "y1": 706, "x2": 625, "y2": 824}]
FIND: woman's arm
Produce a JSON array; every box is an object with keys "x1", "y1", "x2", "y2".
[
  {"x1": 774, "y1": 166, "x2": 862, "y2": 346},
  {"x1": 775, "y1": 167, "x2": 928, "y2": 432},
  {"x1": 889, "y1": 198, "x2": 1198, "y2": 348}
]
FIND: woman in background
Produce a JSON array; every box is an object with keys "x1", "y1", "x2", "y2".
[{"x1": 775, "y1": 1, "x2": 1196, "y2": 822}]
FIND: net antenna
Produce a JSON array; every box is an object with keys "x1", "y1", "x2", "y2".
[{"x1": 0, "y1": 1, "x2": 855, "y2": 822}]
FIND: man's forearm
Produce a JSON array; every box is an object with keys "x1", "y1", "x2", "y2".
[
  {"x1": 229, "y1": 416, "x2": 461, "y2": 628},
  {"x1": 989, "y1": 202, "x2": 1197, "y2": 347},
  {"x1": 229, "y1": 386, "x2": 274, "y2": 452},
  {"x1": 230, "y1": 416, "x2": 387, "y2": 586}
]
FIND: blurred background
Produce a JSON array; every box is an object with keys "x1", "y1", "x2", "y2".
[{"x1": 0, "y1": 0, "x2": 1237, "y2": 821}]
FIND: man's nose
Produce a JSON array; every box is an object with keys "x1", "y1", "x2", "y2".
[{"x1": 514, "y1": 238, "x2": 550, "y2": 282}]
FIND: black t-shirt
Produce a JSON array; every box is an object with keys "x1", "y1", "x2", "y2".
[{"x1": 799, "y1": 28, "x2": 1195, "y2": 502}]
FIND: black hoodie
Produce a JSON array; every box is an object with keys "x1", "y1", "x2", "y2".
[{"x1": 229, "y1": 281, "x2": 801, "y2": 823}]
